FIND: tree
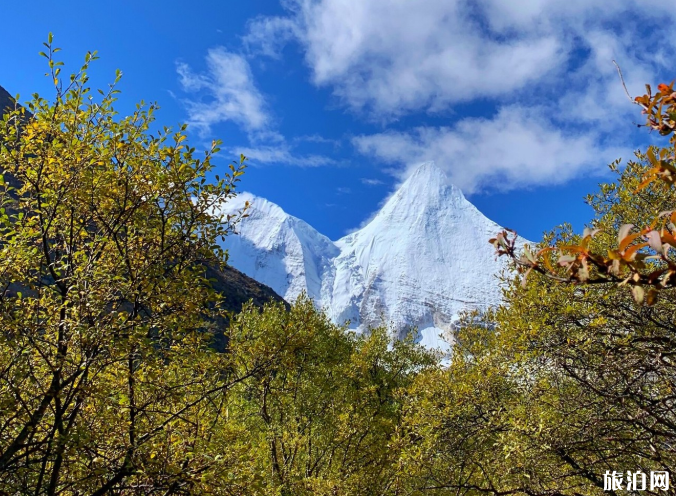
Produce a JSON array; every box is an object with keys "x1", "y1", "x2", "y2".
[
  {"x1": 397, "y1": 81, "x2": 676, "y2": 495},
  {"x1": 0, "y1": 38, "x2": 437, "y2": 496},
  {"x1": 0, "y1": 37, "x2": 279, "y2": 495},
  {"x1": 228, "y1": 296, "x2": 436, "y2": 496}
]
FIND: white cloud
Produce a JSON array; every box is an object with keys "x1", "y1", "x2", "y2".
[
  {"x1": 476, "y1": 0, "x2": 669, "y2": 33},
  {"x1": 239, "y1": 0, "x2": 674, "y2": 190},
  {"x1": 243, "y1": 16, "x2": 299, "y2": 59},
  {"x1": 353, "y1": 106, "x2": 630, "y2": 193},
  {"x1": 244, "y1": 0, "x2": 674, "y2": 119},
  {"x1": 292, "y1": 134, "x2": 342, "y2": 147},
  {"x1": 360, "y1": 178, "x2": 384, "y2": 186},
  {"x1": 289, "y1": 0, "x2": 565, "y2": 116},
  {"x1": 549, "y1": 29, "x2": 660, "y2": 129},
  {"x1": 178, "y1": 46, "x2": 337, "y2": 168},
  {"x1": 233, "y1": 144, "x2": 336, "y2": 167},
  {"x1": 177, "y1": 47, "x2": 270, "y2": 134}
]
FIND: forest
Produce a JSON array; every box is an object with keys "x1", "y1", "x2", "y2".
[{"x1": 0, "y1": 38, "x2": 674, "y2": 495}]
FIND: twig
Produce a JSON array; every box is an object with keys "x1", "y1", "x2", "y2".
[{"x1": 613, "y1": 60, "x2": 634, "y2": 103}]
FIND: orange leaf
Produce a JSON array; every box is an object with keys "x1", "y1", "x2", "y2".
[
  {"x1": 619, "y1": 232, "x2": 641, "y2": 252},
  {"x1": 607, "y1": 250, "x2": 622, "y2": 260},
  {"x1": 636, "y1": 176, "x2": 655, "y2": 192},
  {"x1": 661, "y1": 232, "x2": 676, "y2": 247},
  {"x1": 561, "y1": 245, "x2": 588, "y2": 254},
  {"x1": 623, "y1": 242, "x2": 648, "y2": 261},
  {"x1": 537, "y1": 248, "x2": 555, "y2": 272}
]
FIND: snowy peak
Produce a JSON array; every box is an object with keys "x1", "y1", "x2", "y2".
[
  {"x1": 367, "y1": 162, "x2": 471, "y2": 228},
  {"x1": 221, "y1": 193, "x2": 338, "y2": 302},
  {"x1": 226, "y1": 192, "x2": 289, "y2": 246},
  {"x1": 217, "y1": 164, "x2": 525, "y2": 352},
  {"x1": 398, "y1": 161, "x2": 463, "y2": 201},
  {"x1": 402, "y1": 161, "x2": 449, "y2": 192},
  {"x1": 352, "y1": 162, "x2": 488, "y2": 238},
  {"x1": 326, "y1": 162, "x2": 512, "y2": 341}
]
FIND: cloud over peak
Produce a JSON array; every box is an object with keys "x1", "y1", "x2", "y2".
[
  {"x1": 187, "y1": 0, "x2": 675, "y2": 190},
  {"x1": 353, "y1": 106, "x2": 630, "y2": 193}
]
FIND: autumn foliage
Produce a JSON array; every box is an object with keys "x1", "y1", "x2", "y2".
[
  {"x1": 492, "y1": 81, "x2": 676, "y2": 304},
  {"x1": 2, "y1": 36, "x2": 675, "y2": 496},
  {"x1": 0, "y1": 38, "x2": 434, "y2": 496}
]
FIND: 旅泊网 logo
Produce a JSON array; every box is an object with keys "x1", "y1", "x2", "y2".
[{"x1": 603, "y1": 470, "x2": 669, "y2": 492}]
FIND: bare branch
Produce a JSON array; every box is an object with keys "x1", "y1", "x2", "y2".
[{"x1": 613, "y1": 60, "x2": 635, "y2": 103}]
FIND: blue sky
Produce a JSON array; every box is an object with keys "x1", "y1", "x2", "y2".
[{"x1": 1, "y1": 1, "x2": 672, "y2": 241}]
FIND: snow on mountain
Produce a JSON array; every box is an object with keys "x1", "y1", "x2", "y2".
[
  {"x1": 221, "y1": 192, "x2": 339, "y2": 303},
  {"x1": 217, "y1": 162, "x2": 526, "y2": 353}
]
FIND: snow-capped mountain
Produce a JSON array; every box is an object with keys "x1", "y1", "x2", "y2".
[
  {"x1": 218, "y1": 161, "x2": 525, "y2": 352},
  {"x1": 219, "y1": 193, "x2": 339, "y2": 304}
]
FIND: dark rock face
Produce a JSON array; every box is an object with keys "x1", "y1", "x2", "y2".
[
  {"x1": 0, "y1": 86, "x2": 26, "y2": 192},
  {"x1": 207, "y1": 263, "x2": 288, "y2": 313},
  {"x1": 0, "y1": 85, "x2": 15, "y2": 114},
  {"x1": 0, "y1": 83, "x2": 288, "y2": 347},
  {"x1": 205, "y1": 263, "x2": 290, "y2": 350}
]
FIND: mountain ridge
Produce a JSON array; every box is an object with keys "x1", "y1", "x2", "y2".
[
  {"x1": 218, "y1": 161, "x2": 527, "y2": 352},
  {"x1": 0, "y1": 85, "x2": 16, "y2": 114}
]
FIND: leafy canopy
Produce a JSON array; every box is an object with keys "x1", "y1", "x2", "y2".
[{"x1": 0, "y1": 36, "x2": 260, "y2": 495}]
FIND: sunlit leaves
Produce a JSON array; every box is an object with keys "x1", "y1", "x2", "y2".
[
  {"x1": 0, "y1": 38, "x2": 258, "y2": 495},
  {"x1": 414, "y1": 150, "x2": 676, "y2": 490},
  {"x1": 0, "y1": 37, "x2": 437, "y2": 496},
  {"x1": 225, "y1": 297, "x2": 435, "y2": 495}
]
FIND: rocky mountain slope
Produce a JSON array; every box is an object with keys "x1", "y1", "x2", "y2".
[{"x1": 0, "y1": 85, "x2": 15, "y2": 114}]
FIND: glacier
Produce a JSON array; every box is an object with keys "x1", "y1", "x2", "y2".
[{"x1": 217, "y1": 161, "x2": 526, "y2": 354}]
